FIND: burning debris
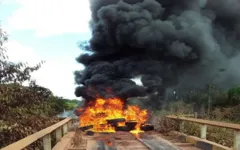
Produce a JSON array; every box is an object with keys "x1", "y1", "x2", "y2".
[
  {"x1": 74, "y1": 0, "x2": 240, "y2": 133},
  {"x1": 76, "y1": 97, "x2": 151, "y2": 133}
]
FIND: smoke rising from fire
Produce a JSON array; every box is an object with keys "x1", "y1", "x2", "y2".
[{"x1": 75, "y1": 0, "x2": 240, "y2": 105}]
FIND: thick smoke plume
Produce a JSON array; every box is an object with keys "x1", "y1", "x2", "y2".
[{"x1": 75, "y1": 0, "x2": 240, "y2": 107}]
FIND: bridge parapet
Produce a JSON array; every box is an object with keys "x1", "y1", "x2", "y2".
[
  {"x1": 1, "y1": 117, "x2": 73, "y2": 150},
  {"x1": 167, "y1": 115, "x2": 240, "y2": 150}
]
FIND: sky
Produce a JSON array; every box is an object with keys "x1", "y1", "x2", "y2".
[{"x1": 0, "y1": 0, "x2": 92, "y2": 99}]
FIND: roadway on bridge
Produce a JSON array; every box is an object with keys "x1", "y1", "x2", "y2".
[{"x1": 54, "y1": 130, "x2": 202, "y2": 150}]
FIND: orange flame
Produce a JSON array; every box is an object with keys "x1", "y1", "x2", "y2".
[
  {"x1": 78, "y1": 97, "x2": 148, "y2": 133},
  {"x1": 117, "y1": 122, "x2": 125, "y2": 127}
]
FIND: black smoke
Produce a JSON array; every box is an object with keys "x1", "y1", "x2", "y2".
[{"x1": 75, "y1": 0, "x2": 240, "y2": 105}]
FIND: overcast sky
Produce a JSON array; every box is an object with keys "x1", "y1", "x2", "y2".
[{"x1": 0, "y1": 0, "x2": 92, "y2": 99}]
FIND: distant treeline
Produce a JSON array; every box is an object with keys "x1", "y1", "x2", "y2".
[
  {"x1": 53, "y1": 97, "x2": 81, "y2": 111},
  {"x1": 183, "y1": 86, "x2": 240, "y2": 108}
]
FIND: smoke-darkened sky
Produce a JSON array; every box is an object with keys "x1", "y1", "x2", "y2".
[{"x1": 75, "y1": 0, "x2": 240, "y2": 103}]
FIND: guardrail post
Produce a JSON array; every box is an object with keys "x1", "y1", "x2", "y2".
[
  {"x1": 200, "y1": 124, "x2": 207, "y2": 139},
  {"x1": 179, "y1": 121, "x2": 184, "y2": 132},
  {"x1": 233, "y1": 130, "x2": 240, "y2": 150},
  {"x1": 55, "y1": 127, "x2": 62, "y2": 142},
  {"x1": 194, "y1": 112, "x2": 198, "y2": 118},
  {"x1": 43, "y1": 134, "x2": 51, "y2": 150},
  {"x1": 63, "y1": 123, "x2": 68, "y2": 135}
]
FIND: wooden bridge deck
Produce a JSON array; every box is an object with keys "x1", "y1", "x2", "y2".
[
  {"x1": 1, "y1": 116, "x2": 240, "y2": 150},
  {"x1": 53, "y1": 131, "x2": 202, "y2": 150}
]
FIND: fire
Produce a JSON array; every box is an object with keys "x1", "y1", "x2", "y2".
[
  {"x1": 117, "y1": 122, "x2": 125, "y2": 127},
  {"x1": 78, "y1": 97, "x2": 148, "y2": 133}
]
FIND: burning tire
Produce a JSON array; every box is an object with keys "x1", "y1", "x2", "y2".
[
  {"x1": 79, "y1": 125, "x2": 93, "y2": 131},
  {"x1": 86, "y1": 130, "x2": 94, "y2": 136},
  {"x1": 115, "y1": 126, "x2": 131, "y2": 131},
  {"x1": 125, "y1": 121, "x2": 137, "y2": 130},
  {"x1": 107, "y1": 118, "x2": 126, "y2": 127},
  {"x1": 106, "y1": 118, "x2": 126, "y2": 124},
  {"x1": 140, "y1": 124, "x2": 154, "y2": 131}
]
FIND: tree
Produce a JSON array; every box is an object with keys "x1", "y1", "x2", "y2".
[
  {"x1": 0, "y1": 24, "x2": 44, "y2": 84},
  {"x1": 0, "y1": 24, "x2": 74, "y2": 149}
]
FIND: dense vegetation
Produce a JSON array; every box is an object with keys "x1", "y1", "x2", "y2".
[
  {"x1": 0, "y1": 25, "x2": 78, "y2": 148},
  {"x1": 54, "y1": 98, "x2": 80, "y2": 111},
  {"x1": 153, "y1": 87, "x2": 240, "y2": 148},
  {"x1": 170, "y1": 85, "x2": 240, "y2": 116}
]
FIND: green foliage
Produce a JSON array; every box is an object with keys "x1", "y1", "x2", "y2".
[
  {"x1": 47, "y1": 96, "x2": 79, "y2": 112},
  {"x1": 0, "y1": 26, "x2": 76, "y2": 149},
  {"x1": 212, "y1": 91, "x2": 229, "y2": 107},
  {"x1": 61, "y1": 99, "x2": 79, "y2": 110},
  {"x1": 0, "y1": 82, "x2": 77, "y2": 148},
  {"x1": 0, "y1": 82, "x2": 64, "y2": 148},
  {"x1": 183, "y1": 87, "x2": 239, "y2": 108},
  {"x1": 228, "y1": 87, "x2": 240, "y2": 105},
  {"x1": 228, "y1": 87, "x2": 240, "y2": 98}
]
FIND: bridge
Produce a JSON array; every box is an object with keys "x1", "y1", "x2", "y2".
[{"x1": 1, "y1": 115, "x2": 240, "y2": 150}]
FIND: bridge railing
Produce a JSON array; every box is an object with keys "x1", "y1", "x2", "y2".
[
  {"x1": 1, "y1": 117, "x2": 73, "y2": 150},
  {"x1": 167, "y1": 115, "x2": 240, "y2": 150}
]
